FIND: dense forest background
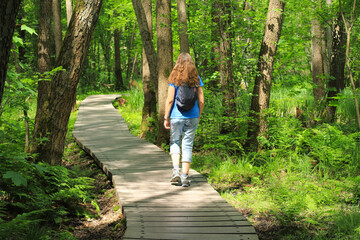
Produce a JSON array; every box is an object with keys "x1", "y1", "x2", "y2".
[{"x1": 1, "y1": 0, "x2": 360, "y2": 239}]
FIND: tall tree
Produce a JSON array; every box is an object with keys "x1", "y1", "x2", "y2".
[
  {"x1": 177, "y1": 0, "x2": 189, "y2": 53},
  {"x1": 218, "y1": 0, "x2": 236, "y2": 134},
  {"x1": 131, "y1": 0, "x2": 158, "y2": 91},
  {"x1": 52, "y1": 0, "x2": 63, "y2": 59},
  {"x1": 114, "y1": 28, "x2": 124, "y2": 90},
  {"x1": 325, "y1": 14, "x2": 346, "y2": 121},
  {"x1": 32, "y1": 0, "x2": 52, "y2": 155},
  {"x1": 311, "y1": 3, "x2": 325, "y2": 104},
  {"x1": 209, "y1": 0, "x2": 221, "y2": 89},
  {"x1": 156, "y1": 0, "x2": 173, "y2": 145},
  {"x1": 30, "y1": 0, "x2": 103, "y2": 164},
  {"x1": 66, "y1": 0, "x2": 73, "y2": 27},
  {"x1": 247, "y1": 0, "x2": 285, "y2": 151},
  {"x1": 0, "y1": 0, "x2": 22, "y2": 107},
  {"x1": 140, "y1": 0, "x2": 157, "y2": 139},
  {"x1": 339, "y1": 0, "x2": 360, "y2": 130}
]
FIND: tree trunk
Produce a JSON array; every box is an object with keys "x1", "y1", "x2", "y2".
[
  {"x1": 339, "y1": 0, "x2": 360, "y2": 130},
  {"x1": 0, "y1": 0, "x2": 22, "y2": 107},
  {"x1": 326, "y1": 15, "x2": 346, "y2": 121},
  {"x1": 32, "y1": 0, "x2": 52, "y2": 153},
  {"x1": 131, "y1": 0, "x2": 158, "y2": 91},
  {"x1": 177, "y1": 0, "x2": 189, "y2": 53},
  {"x1": 66, "y1": 0, "x2": 73, "y2": 27},
  {"x1": 311, "y1": 12, "x2": 325, "y2": 104},
  {"x1": 52, "y1": 0, "x2": 63, "y2": 59},
  {"x1": 210, "y1": 0, "x2": 221, "y2": 90},
  {"x1": 114, "y1": 28, "x2": 124, "y2": 90},
  {"x1": 30, "y1": 0, "x2": 103, "y2": 164},
  {"x1": 125, "y1": 22, "x2": 136, "y2": 82},
  {"x1": 156, "y1": 0, "x2": 173, "y2": 146},
  {"x1": 218, "y1": 0, "x2": 236, "y2": 134},
  {"x1": 247, "y1": 0, "x2": 285, "y2": 151},
  {"x1": 140, "y1": 0, "x2": 157, "y2": 139}
]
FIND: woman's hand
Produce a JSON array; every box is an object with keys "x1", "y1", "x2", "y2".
[{"x1": 164, "y1": 119, "x2": 170, "y2": 130}]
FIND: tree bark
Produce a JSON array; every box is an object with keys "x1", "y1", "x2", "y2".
[
  {"x1": 114, "y1": 28, "x2": 124, "y2": 90},
  {"x1": 66, "y1": 0, "x2": 73, "y2": 27},
  {"x1": 156, "y1": 0, "x2": 172, "y2": 146},
  {"x1": 30, "y1": 0, "x2": 103, "y2": 164},
  {"x1": 218, "y1": 0, "x2": 236, "y2": 134},
  {"x1": 177, "y1": 0, "x2": 189, "y2": 53},
  {"x1": 125, "y1": 22, "x2": 136, "y2": 82},
  {"x1": 247, "y1": 0, "x2": 285, "y2": 151},
  {"x1": 140, "y1": 0, "x2": 158, "y2": 139},
  {"x1": 326, "y1": 15, "x2": 346, "y2": 121},
  {"x1": 52, "y1": 0, "x2": 63, "y2": 59},
  {"x1": 131, "y1": 0, "x2": 158, "y2": 91},
  {"x1": 0, "y1": 0, "x2": 22, "y2": 107},
  {"x1": 32, "y1": 0, "x2": 52, "y2": 153},
  {"x1": 210, "y1": 0, "x2": 221, "y2": 89},
  {"x1": 311, "y1": 11, "x2": 325, "y2": 104}
]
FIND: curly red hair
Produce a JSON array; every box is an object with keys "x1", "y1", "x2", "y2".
[{"x1": 168, "y1": 53, "x2": 199, "y2": 87}]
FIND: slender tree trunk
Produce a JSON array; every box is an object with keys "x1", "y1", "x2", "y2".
[
  {"x1": 140, "y1": 0, "x2": 158, "y2": 139},
  {"x1": 66, "y1": 0, "x2": 73, "y2": 27},
  {"x1": 326, "y1": 15, "x2": 346, "y2": 121},
  {"x1": 210, "y1": 0, "x2": 221, "y2": 89},
  {"x1": 131, "y1": 0, "x2": 158, "y2": 91},
  {"x1": 156, "y1": 0, "x2": 173, "y2": 146},
  {"x1": 52, "y1": 0, "x2": 62, "y2": 59},
  {"x1": 32, "y1": 0, "x2": 52, "y2": 154},
  {"x1": 30, "y1": 0, "x2": 103, "y2": 164},
  {"x1": 247, "y1": 0, "x2": 285, "y2": 151},
  {"x1": 126, "y1": 22, "x2": 136, "y2": 82},
  {"x1": 339, "y1": 0, "x2": 360, "y2": 130},
  {"x1": 219, "y1": 0, "x2": 236, "y2": 134},
  {"x1": 0, "y1": 0, "x2": 22, "y2": 107},
  {"x1": 311, "y1": 9, "x2": 325, "y2": 104},
  {"x1": 177, "y1": 0, "x2": 189, "y2": 53},
  {"x1": 114, "y1": 28, "x2": 124, "y2": 90}
]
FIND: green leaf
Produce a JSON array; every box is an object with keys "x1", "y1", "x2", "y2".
[
  {"x1": 3, "y1": 171, "x2": 28, "y2": 187},
  {"x1": 21, "y1": 24, "x2": 37, "y2": 36}
]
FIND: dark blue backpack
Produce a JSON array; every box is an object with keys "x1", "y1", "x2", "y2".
[{"x1": 176, "y1": 85, "x2": 197, "y2": 112}]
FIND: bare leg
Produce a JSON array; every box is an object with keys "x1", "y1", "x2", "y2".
[
  {"x1": 182, "y1": 162, "x2": 191, "y2": 175},
  {"x1": 171, "y1": 153, "x2": 180, "y2": 168}
]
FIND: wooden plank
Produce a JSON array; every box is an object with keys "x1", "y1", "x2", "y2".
[
  {"x1": 125, "y1": 215, "x2": 247, "y2": 222},
  {"x1": 125, "y1": 211, "x2": 244, "y2": 217},
  {"x1": 123, "y1": 232, "x2": 259, "y2": 240},
  {"x1": 139, "y1": 220, "x2": 252, "y2": 227},
  {"x1": 127, "y1": 226, "x2": 256, "y2": 234}
]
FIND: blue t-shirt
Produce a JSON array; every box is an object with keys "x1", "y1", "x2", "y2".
[{"x1": 169, "y1": 76, "x2": 204, "y2": 119}]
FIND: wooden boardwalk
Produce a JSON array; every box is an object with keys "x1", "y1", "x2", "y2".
[{"x1": 73, "y1": 95, "x2": 258, "y2": 240}]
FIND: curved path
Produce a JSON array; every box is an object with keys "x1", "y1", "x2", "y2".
[{"x1": 73, "y1": 95, "x2": 258, "y2": 240}]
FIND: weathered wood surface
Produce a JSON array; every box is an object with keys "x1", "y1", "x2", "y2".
[{"x1": 73, "y1": 95, "x2": 258, "y2": 240}]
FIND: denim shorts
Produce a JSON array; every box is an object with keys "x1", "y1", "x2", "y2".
[{"x1": 170, "y1": 118, "x2": 199, "y2": 163}]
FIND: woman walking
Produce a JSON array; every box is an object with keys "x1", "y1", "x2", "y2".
[{"x1": 163, "y1": 53, "x2": 205, "y2": 187}]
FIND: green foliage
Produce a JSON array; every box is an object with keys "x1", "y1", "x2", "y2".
[
  {"x1": 117, "y1": 85, "x2": 144, "y2": 136},
  {"x1": 0, "y1": 94, "x2": 102, "y2": 239}
]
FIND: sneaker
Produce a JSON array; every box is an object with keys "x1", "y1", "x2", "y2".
[
  {"x1": 181, "y1": 175, "x2": 190, "y2": 187},
  {"x1": 170, "y1": 168, "x2": 181, "y2": 185}
]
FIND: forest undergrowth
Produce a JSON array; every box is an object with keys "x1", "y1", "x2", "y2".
[
  {"x1": 0, "y1": 95, "x2": 125, "y2": 240},
  {"x1": 117, "y1": 83, "x2": 360, "y2": 240}
]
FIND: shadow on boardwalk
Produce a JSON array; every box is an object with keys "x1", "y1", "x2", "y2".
[{"x1": 73, "y1": 95, "x2": 258, "y2": 240}]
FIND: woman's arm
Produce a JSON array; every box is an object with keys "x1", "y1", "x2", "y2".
[
  {"x1": 197, "y1": 86, "x2": 204, "y2": 120},
  {"x1": 164, "y1": 86, "x2": 175, "y2": 130}
]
